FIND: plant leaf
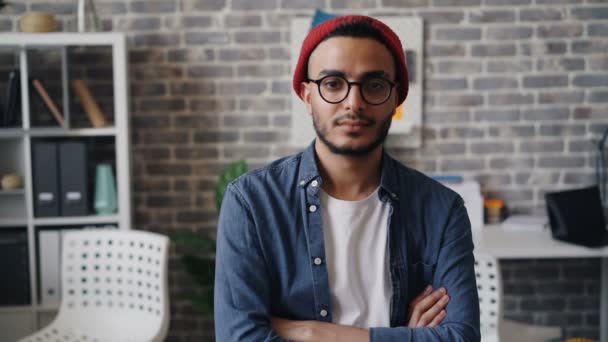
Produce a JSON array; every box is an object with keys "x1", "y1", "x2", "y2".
[
  {"x1": 187, "y1": 292, "x2": 214, "y2": 319},
  {"x1": 215, "y1": 160, "x2": 248, "y2": 211},
  {"x1": 170, "y1": 230, "x2": 215, "y2": 251},
  {"x1": 182, "y1": 255, "x2": 215, "y2": 288},
  {"x1": 175, "y1": 159, "x2": 248, "y2": 319}
]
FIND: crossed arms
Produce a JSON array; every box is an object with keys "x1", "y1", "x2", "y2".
[
  {"x1": 214, "y1": 186, "x2": 480, "y2": 341},
  {"x1": 271, "y1": 285, "x2": 451, "y2": 341}
]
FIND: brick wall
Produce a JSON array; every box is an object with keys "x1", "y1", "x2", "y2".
[{"x1": 2, "y1": 0, "x2": 606, "y2": 340}]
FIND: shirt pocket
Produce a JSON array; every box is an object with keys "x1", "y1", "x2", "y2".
[{"x1": 408, "y1": 261, "x2": 437, "y2": 297}]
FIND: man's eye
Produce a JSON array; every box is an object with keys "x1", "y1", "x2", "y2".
[
  {"x1": 367, "y1": 80, "x2": 387, "y2": 90},
  {"x1": 322, "y1": 79, "x2": 344, "y2": 90}
]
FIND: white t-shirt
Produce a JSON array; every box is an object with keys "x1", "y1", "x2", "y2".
[{"x1": 320, "y1": 187, "x2": 392, "y2": 329}]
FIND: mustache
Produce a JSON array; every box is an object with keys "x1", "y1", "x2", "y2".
[{"x1": 333, "y1": 113, "x2": 375, "y2": 126}]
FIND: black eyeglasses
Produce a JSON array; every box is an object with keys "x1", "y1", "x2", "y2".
[{"x1": 306, "y1": 75, "x2": 397, "y2": 105}]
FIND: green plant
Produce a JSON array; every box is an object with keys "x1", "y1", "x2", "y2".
[
  {"x1": 215, "y1": 160, "x2": 248, "y2": 212},
  {"x1": 171, "y1": 160, "x2": 248, "y2": 318}
]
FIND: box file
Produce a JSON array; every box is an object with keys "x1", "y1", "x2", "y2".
[
  {"x1": 59, "y1": 142, "x2": 89, "y2": 216},
  {"x1": 32, "y1": 142, "x2": 60, "y2": 217},
  {"x1": 38, "y1": 230, "x2": 61, "y2": 307}
]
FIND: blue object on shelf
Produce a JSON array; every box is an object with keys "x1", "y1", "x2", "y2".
[
  {"x1": 311, "y1": 9, "x2": 338, "y2": 29},
  {"x1": 431, "y1": 175, "x2": 464, "y2": 183},
  {"x1": 94, "y1": 164, "x2": 117, "y2": 215}
]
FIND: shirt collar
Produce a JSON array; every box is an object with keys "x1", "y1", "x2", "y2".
[
  {"x1": 297, "y1": 139, "x2": 400, "y2": 201},
  {"x1": 297, "y1": 140, "x2": 321, "y2": 188},
  {"x1": 378, "y1": 152, "x2": 400, "y2": 201}
]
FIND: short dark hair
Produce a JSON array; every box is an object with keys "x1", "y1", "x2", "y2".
[
  {"x1": 320, "y1": 19, "x2": 397, "y2": 75},
  {"x1": 322, "y1": 19, "x2": 387, "y2": 45}
]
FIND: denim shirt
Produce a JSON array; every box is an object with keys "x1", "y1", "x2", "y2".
[{"x1": 215, "y1": 141, "x2": 480, "y2": 341}]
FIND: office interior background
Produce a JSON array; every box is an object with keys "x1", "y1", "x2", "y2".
[{"x1": 0, "y1": 0, "x2": 606, "y2": 340}]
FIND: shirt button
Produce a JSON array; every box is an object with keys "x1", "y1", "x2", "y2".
[
  {"x1": 311, "y1": 180, "x2": 319, "y2": 187},
  {"x1": 313, "y1": 257, "x2": 322, "y2": 265},
  {"x1": 309, "y1": 205, "x2": 317, "y2": 213},
  {"x1": 299, "y1": 180, "x2": 305, "y2": 186},
  {"x1": 320, "y1": 309, "x2": 328, "y2": 317}
]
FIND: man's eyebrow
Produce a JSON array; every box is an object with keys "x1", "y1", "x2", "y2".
[
  {"x1": 316, "y1": 69, "x2": 391, "y2": 79},
  {"x1": 361, "y1": 70, "x2": 391, "y2": 79},
  {"x1": 317, "y1": 69, "x2": 346, "y2": 78}
]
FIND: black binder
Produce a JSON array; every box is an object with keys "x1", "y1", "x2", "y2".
[
  {"x1": 4, "y1": 69, "x2": 21, "y2": 127},
  {"x1": 0, "y1": 96, "x2": 5, "y2": 126},
  {"x1": 59, "y1": 142, "x2": 89, "y2": 216},
  {"x1": 0, "y1": 230, "x2": 31, "y2": 305},
  {"x1": 33, "y1": 142, "x2": 60, "y2": 217}
]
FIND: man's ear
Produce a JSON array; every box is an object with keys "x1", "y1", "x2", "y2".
[{"x1": 300, "y1": 81, "x2": 313, "y2": 115}]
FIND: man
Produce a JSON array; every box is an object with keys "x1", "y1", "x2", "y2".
[{"x1": 215, "y1": 15, "x2": 480, "y2": 341}]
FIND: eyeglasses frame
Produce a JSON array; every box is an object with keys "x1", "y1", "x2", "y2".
[{"x1": 305, "y1": 75, "x2": 398, "y2": 106}]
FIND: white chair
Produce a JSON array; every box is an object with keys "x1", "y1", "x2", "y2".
[
  {"x1": 19, "y1": 229, "x2": 170, "y2": 342},
  {"x1": 474, "y1": 253, "x2": 562, "y2": 342}
]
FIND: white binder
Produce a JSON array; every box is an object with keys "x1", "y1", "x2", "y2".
[{"x1": 39, "y1": 230, "x2": 61, "y2": 307}]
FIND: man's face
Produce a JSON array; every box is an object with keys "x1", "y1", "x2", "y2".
[{"x1": 301, "y1": 36, "x2": 398, "y2": 157}]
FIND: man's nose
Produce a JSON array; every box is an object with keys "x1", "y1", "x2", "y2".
[{"x1": 343, "y1": 83, "x2": 367, "y2": 112}]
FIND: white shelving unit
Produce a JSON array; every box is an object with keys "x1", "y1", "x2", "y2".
[{"x1": 0, "y1": 33, "x2": 132, "y2": 341}]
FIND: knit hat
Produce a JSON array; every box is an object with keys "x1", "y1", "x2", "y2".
[{"x1": 293, "y1": 15, "x2": 409, "y2": 105}]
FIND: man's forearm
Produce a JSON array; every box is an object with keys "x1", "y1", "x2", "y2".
[
  {"x1": 273, "y1": 320, "x2": 480, "y2": 342},
  {"x1": 370, "y1": 323, "x2": 480, "y2": 342},
  {"x1": 310, "y1": 321, "x2": 369, "y2": 342},
  {"x1": 272, "y1": 286, "x2": 450, "y2": 342},
  {"x1": 272, "y1": 318, "x2": 368, "y2": 342}
]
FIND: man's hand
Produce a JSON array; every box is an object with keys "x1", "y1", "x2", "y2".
[{"x1": 407, "y1": 285, "x2": 450, "y2": 327}]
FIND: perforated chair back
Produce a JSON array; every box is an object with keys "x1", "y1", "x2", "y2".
[
  {"x1": 474, "y1": 252, "x2": 502, "y2": 341},
  {"x1": 19, "y1": 229, "x2": 170, "y2": 342}
]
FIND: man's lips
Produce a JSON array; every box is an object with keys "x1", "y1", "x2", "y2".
[
  {"x1": 333, "y1": 114, "x2": 374, "y2": 133},
  {"x1": 337, "y1": 120, "x2": 371, "y2": 132},
  {"x1": 336, "y1": 120, "x2": 371, "y2": 127}
]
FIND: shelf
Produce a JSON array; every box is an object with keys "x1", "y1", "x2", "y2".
[
  {"x1": 0, "y1": 305, "x2": 58, "y2": 313},
  {"x1": 0, "y1": 218, "x2": 27, "y2": 227},
  {"x1": 0, "y1": 128, "x2": 24, "y2": 138},
  {"x1": 0, "y1": 189, "x2": 25, "y2": 195},
  {"x1": 30, "y1": 127, "x2": 117, "y2": 137},
  {"x1": 0, "y1": 306, "x2": 33, "y2": 313},
  {"x1": 36, "y1": 306, "x2": 59, "y2": 313},
  {"x1": 0, "y1": 33, "x2": 131, "y2": 338},
  {"x1": 0, "y1": 32, "x2": 125, "y2": 46},
  {"x1": 33, "y1": 214, "x2": 119, "y2": 226},
  {"x1": 0, "y1": 127, "x2": 117, "y2": 138}
]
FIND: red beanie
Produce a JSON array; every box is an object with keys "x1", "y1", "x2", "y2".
[{"x1": 293, "y1": 15, "x2": 409, "y2": 105}]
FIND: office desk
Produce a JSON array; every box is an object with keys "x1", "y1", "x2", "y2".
[{"x1": 473, "y1": 227, "x2": 608, "y2": 342}]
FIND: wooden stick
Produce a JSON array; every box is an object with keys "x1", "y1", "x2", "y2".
[
  {"x1": 32, "y1": 79, "x2": 65, "y2": 126},
  {"x1": 71, "y1": 79, "x2": 107, "y2": 128}
]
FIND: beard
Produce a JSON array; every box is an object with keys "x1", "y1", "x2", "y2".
[{"x1": 312, "y1": 110, "x2": 393, "y2": 157}]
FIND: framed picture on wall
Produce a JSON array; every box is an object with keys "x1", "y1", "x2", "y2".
[{"x1": 289, "y1": 16, "x2": 424, "y2": 148}]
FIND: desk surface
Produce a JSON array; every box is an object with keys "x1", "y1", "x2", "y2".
[{"x1": 473, "y1": 226, "x2": 608, "y2": 259}]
